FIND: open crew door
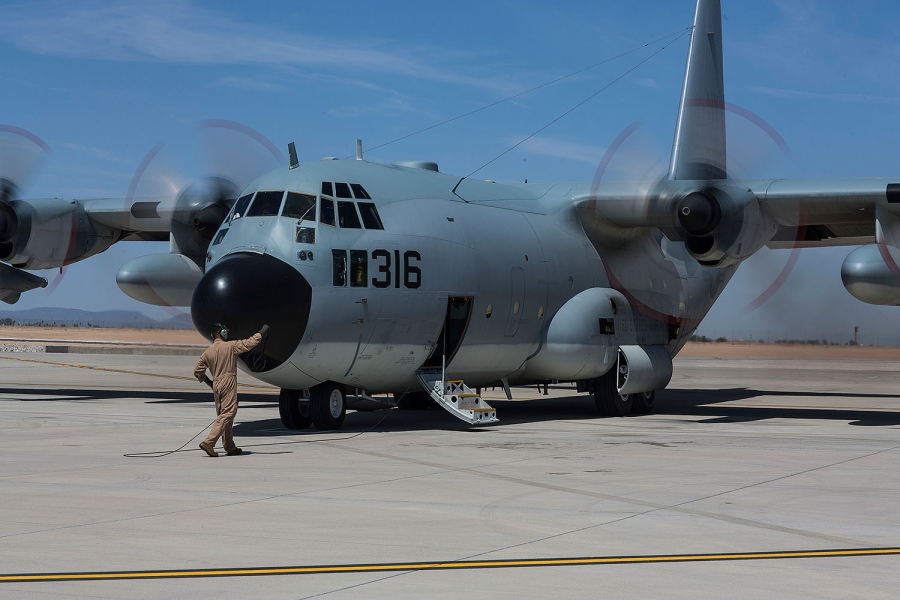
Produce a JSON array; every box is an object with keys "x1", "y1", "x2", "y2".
[
  {"x1": 416, "y1": 296, "x2": 497, "y2": 426},
  {"x1": 422, "y1": 296, "x2": 473, "y2": 369}
]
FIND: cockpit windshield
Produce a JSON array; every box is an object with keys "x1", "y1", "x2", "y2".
[
  {"x1": 247, "y1": 191, "x2": 284, "y2": 217},
  {"x1": 282, "y1": 192, "x2": 316, "y2": 221}
]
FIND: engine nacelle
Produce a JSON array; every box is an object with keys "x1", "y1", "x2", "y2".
[
  {"x1": 841, "y1": 244, "x2": 900, "y2": 306},
  {"x1": 116, "y1": 253, "x2": 204, "y2": 307},
  {"x1": 170, "y1": 178, "x2": 235, "y2": 266},
  {"x1": 616, "y1": 345, "x2": 673, "y2": 395},
  {"x1": 2, "y1": 198, "x2": 118, "y2": 270},
  {"x1": 677, "y1": 185, "x2": 776, "y2": 268},
  {"x1": 523, "y1": 288, "x2": 628, "y2": 381}
]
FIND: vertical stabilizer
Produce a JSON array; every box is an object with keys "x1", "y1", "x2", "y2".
[{"x1": 668, "y1": 0, "x2": 726, "y2": 181}]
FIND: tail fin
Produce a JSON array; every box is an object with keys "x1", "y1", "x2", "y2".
[{"x1": 668, "y1": 0, "x2": 726, "y2": 181}]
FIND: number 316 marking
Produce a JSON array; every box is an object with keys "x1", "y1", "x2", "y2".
[{"x1": 371, "y1": 249, "x2": 421, "y2": 289}]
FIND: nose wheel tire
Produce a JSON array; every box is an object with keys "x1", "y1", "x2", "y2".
[
  {"x1": 310, "y1": 382, "x2": 347, "y2": 430},
  {"x1": 593, "y1": 370, "x2": 633, "y2": 417},
  {"x1": 278, "y1": 388, "x2": 311, "y2": 430}
]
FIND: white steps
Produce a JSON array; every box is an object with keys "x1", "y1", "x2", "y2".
[{"x1": 416, "y1": 369, "x2": 499, "y2": 426}]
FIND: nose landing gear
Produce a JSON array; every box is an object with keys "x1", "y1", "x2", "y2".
[
  {"x1": 278, "y1": 388, "x2": 311, "y2": 430},
  {"x1": 278, "y1": 383, "x2": 347, "y2": 431}
]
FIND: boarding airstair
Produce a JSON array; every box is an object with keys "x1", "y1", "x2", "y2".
[{"x1": 416, "y1": 368, "x2": 499, "y2": 426}]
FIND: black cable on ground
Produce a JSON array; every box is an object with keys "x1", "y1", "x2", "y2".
[
  {"x1": 123, "y1": 420, "x2": 215, "y2": 458},
  {"x1": 123, "y1": 392, "x2": 401, "y2": 458}
]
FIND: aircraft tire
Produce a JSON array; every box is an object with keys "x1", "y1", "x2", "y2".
[
  {"x1": 310, "y1": 382, "x2": 346, "y2": 430},
  {"x1": 278, "y1": 388, "x2": 311, "y2": 430},
  {"x1": 594, "y1": 371, "x2": 632, "y2": 417},
  {"x1": 631, "y1": 391, "x2": 656, "y2": 415}
]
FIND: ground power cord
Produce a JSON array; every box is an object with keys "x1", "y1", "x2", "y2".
[{"x1": 123, "y1": 388, "x2": 405, "y2": 458}]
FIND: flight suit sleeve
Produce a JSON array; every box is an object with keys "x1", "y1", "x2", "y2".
[
  {"x1": 231, "y1": 332, "x2": 263, "y2": 355},
  {"x1": 194, "y1": 352, "x2": 209, "y2": 382}
]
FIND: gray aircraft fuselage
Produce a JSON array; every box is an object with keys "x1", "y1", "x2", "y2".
[{"x1": 196, "y1": 158, "x2": 732, "y2": 393}]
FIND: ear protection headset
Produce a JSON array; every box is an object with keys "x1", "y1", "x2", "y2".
[{"x1": 211, "y1": 323, "x2": 229, "y2": 340}]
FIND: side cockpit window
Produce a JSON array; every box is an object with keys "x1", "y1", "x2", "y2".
[
  {"x1": 337, "y1": 201, "x2": 361, "y2": 229},
  {"x1": 357, "y1": 203, "x2": 384, "y2": 230},
  {"x1": 319, "y1": 183, "x2": 382, "y2": 229},
  {"x1": 332, "y1": 249, "x2": 347, "y2": 286},
  {"x1": 211, "y1": 228, "x2": 228, "y2": 246},
  {"x1": 230, "y1": 194, "x2": 253, "y2": 222},
  {"x1": 247, "y1": 191, "x2": 284, "y2": 217},
  {"x1": 350, "y1": 183, "x2": 371, "y2": 200},
  {"x1": 335, "y1": 182, "x2": 352, "y2": 198},
  {"x1": 350, "y1": 250, "x2": 367, "y2": 287},
  {"x1": 320, "y1": 197, "x2": 336, "y2": 226}
]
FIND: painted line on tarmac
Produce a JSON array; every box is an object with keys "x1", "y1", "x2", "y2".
[{"x1": 3, "y1": 548, "x2": 900, "y2": 583}]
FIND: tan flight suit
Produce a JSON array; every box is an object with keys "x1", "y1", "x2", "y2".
[{"x1": 194, "y1": 333, "x2": 262, "y2": 452}]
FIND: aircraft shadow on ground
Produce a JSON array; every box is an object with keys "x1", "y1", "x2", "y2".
[
  {"x1": 233, "y1": 386, "x2": 900, "y2": 437},
  {"x1": 5, "y1": 385, "x2": 899, "y2": 431},
  {"x1": 2, "y1": 387, "x2": 277, "y2": 407}
]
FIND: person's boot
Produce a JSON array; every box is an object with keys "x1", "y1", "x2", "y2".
[
  {"x1": 226, "y1": 447, "x2": 243, "y2": 456},
  {"x1": 199, "y1": 441, "x2": 218, "y2": 457}
]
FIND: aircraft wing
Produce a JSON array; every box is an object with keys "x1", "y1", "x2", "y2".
[
  {"x1": 748, "y1": 178, "x2": 885, "y2": 249},
  {"x1": 80, "y1": 196, "x2": 172, "y2": 242}
]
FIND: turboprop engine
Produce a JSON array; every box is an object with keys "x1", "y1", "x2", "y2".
[
  {"x1": 0, "y1": 197, "x2": 118, "y2": 270},
  {"x1": 116, "y1": 177, "x2": 237, "y2": 307},
  {"x1": 667, "y1": 184, "x2": 776, "y2": 268},
  {"x1": 583, "y1": 181, "x2": 777, "y2": 269}
]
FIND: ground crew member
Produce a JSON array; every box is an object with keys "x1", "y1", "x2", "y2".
[{"x1": 195, "y1": 322, "x2": 269, "y2": 457}]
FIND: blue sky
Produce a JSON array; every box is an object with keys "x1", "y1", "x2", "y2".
[{"x1": 1, "y1": 0, "x2": 899, "y2": 344}]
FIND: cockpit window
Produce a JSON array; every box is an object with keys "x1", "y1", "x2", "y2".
[
  {"x1": 230, "y1": 194, "x2": 253, "y2": 222},
  {"x1": 335, "y1": 182, "x2": 352, "y2": 198},
  {"x1": 321, "y1": 182, "x2": 333, "y2": 196},
  {"x1": 211, "y1": 228, "x2": 228, "y2": 246},
  {"x1": 350, "y1": 250, "x2": 367, "y2": 287},
  {"x1": 350, "y1": 183, "x2": 371, "y2": 200},
  {"x1": 337, "y1": 201, "x2": 361, "y2": 229},
  {"x1": 247, "y1": 191, "x2": 284, "y2": 217},
  {"x1": 320, "y1": 197, "x2": 336, "y2": 226},
  {"x1": 332, "y1": 250, "x2": 347, "y2": 286},
  {"x1": 357, "y1": 202, "x2": 384, "y2": 230},
  {"x1": 282, "y1": 192, "x2": 317, "y2": 221}
]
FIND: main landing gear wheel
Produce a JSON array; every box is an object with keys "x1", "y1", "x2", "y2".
[
  {"x1": 631, "y1": 391, "x2": 656, "y2": 415},
  {"x1": 593, "y1": 370, "x2": 632, "y2": 417},
  {"x1": 310, "y1": 382, "x2": 346, "y2": 430},
  {"x1": 278, "y1": 388, "x2": 311, "y2": 430}
]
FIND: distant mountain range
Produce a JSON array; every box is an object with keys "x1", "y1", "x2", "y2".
[{"x1": 0, "y1": 308, "x2": 193, "y2": 329}]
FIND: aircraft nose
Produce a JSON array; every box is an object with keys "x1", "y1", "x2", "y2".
[{"x1": 191, "y1": 252, "x2": 312, "y2": 372}]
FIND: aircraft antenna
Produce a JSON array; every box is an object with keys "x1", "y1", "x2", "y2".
[
  {"x1": 288, "y1": 142, "x2": 299, "y2": 169},
  {"x1": 343, "y1": 28, "x2": 690, "y2": 160},
  {"x1": 465, "y1": 30, "x2": 690, "y2": 178},
  {"x1": 356, "y1": 139, "x2": 363, "y2": 161}
]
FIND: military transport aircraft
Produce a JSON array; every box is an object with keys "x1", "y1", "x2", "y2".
[{"x1": 0, "y1": 0, "x2": 893, "y2": 430}]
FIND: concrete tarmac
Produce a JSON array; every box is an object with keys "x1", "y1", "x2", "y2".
[{"x1": 1, "y1": 353, "x2": 900, "y2": 598}]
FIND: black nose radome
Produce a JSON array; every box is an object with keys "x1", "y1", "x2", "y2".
[{"x1": 191, "y1": 252, "x2": 312, "y2": 372}]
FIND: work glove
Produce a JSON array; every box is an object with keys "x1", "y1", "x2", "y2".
[{"x1": 259, "y1": 324, "x2": 270, "y2": 336}]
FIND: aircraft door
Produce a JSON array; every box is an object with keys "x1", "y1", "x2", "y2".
[
  {"x1": 423, "y1": 296, "x2": 473, "y2": 369},
  {"x1": 504, "y1": 267, "x2": 525, "y2": 337}
]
